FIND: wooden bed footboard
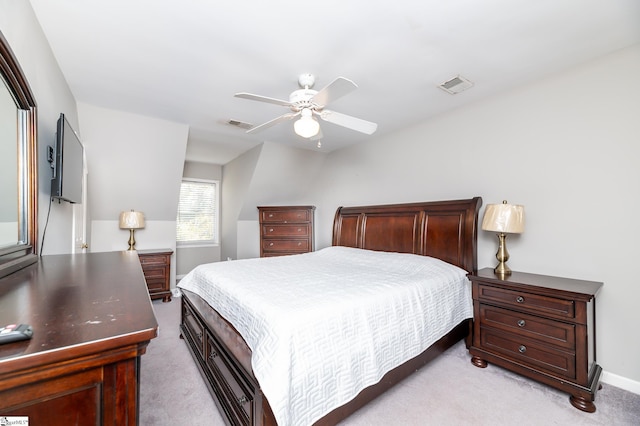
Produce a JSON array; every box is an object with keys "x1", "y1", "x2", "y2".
[{"x1": 179, "y1": 197, "x2": 482, "y2": 425}]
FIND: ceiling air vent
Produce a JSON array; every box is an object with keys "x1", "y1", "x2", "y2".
[
  {"x1": 438, "y1": 75, "x2": 474, "y2": 95},
  {"x1": 226, "y1": 119, "x2": 253, "y2": 130}
]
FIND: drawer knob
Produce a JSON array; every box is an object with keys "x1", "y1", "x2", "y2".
[
  {"x1": 209, "y1": 350, "x2": 218, "y2": 360},
  {"x1": 269, "y1": 228, "x2": 274, "y2": 232},
  {"x1": 268, "y1": 214, "x2": 273, "y2": 218},
  {"x1": 269, "y1": 242, "x2": 274, "y2": 246},
  {"x1": 517, "y1": 319, "x2": 526, "y2": 327},
  {"x1": 297, "y1": 228, "x2": 302, "y2": 232},
  {"x1": 297, "y1": 242, "x2": 302, "y2": 246},
  {"x1": 516, "y1": 296, "x2": 525, "y2": 303},
  {"x1": 518, "y1": 345, "x2": 527, "y2": 353},
  {"x1": 238, "y1": 395, "x2": 249, "y2": 405}
]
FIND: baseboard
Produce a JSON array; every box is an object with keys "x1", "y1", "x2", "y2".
[{"x1": 602, "y1": 370, "x2": 640, "y2": 395}]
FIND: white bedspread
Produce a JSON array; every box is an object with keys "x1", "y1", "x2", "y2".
[{"x1": 178, "y1": 246, "x2": 473, "y2": 426}]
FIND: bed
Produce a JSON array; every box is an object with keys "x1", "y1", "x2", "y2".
[{"x1": 178, "y1": 197, "x2": 482, "y2": 426}]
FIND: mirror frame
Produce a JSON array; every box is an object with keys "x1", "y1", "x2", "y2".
[{"x1": 0, "y1": 31, "x2": 38, "y2": 279}]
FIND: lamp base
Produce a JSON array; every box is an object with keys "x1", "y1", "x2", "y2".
[
  {"x1": 127, "y1": 229, "x2": 136, "y2": 251},
  {"x1": 494, "y1": 262, "x2": 512, "y2": 276},
  {"x1": 494, "y1": 233, "x2": 512, "y2": 276}
]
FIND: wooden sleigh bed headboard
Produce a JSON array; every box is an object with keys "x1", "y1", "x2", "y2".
[{"x1": 333, "y1": 197, "x2": 482, "y2": 274}]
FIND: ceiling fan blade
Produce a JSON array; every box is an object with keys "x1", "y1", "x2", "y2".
[
  {"x1": 246, "y1": 112, "x2": 298, "y2": 134},
  {"x1": 311, "y1": 77, "x2": 358, "y2": 107},
  {"x1": 235, "y1": 92, "x2": 293, "y2": 107},
  {"x1": 319, "y1": 110, "x2": 378, "y2": 135}
]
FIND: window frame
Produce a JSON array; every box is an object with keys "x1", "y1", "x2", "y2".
[{"x1": 176, "y1": 178, "x2": 219, "y2": 248}]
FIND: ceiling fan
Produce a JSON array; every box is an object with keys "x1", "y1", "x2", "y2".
[{"x1": 234, "y1": 73, "x2": 377, "y2": 139}]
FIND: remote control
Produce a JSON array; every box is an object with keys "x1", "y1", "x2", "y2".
[{"x1": 0, "y1": 323, "x2": 33, "y2": 344}]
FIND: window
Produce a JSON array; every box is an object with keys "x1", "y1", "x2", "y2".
[{"x1": 176, "y1": 179, "x2": 219, "y2": 245}]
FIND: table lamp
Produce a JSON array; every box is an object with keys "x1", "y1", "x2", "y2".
[
  {"x1": 119, "y1": 210, "x2": 145, "y2": 251},
  {"x1": 481, "y1": 200, "x2": 525, "y2": 276}
]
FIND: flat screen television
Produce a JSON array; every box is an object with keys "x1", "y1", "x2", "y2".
[{"x1": 51, "y1": 113, "x2": 84, "y2": 204}]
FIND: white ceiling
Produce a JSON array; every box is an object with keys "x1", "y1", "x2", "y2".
[{"x1": 29, "y1": 0, "x2": 640, "y2": 165}]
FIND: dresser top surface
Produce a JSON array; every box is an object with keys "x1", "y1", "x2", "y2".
[{"x1": 0, "y1": 251, "x2": 158, "y2": 371}]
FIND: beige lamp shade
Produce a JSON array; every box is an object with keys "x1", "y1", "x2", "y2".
[
  {"x1": 482, "y1": 201, "x2": 525, "y2": 234},
  {"x1": 119, "y1": 210, "x2": 145, "y2": 229}
]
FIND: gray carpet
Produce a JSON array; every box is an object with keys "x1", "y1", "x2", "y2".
[{"x1": 140, "y1": 298, "x2": 640, "y2": 425}]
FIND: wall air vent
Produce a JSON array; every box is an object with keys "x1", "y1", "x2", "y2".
[
  {"x1": 226, "y1": 119, "x2": 253, "y2": 130},
  {"x1": 438, "y1": 75, "x2": 474, "y2": 94}
]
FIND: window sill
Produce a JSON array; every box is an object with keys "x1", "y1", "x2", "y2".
[{"x1": 176, "y1": 242, "x2": 219, "y2": 249}]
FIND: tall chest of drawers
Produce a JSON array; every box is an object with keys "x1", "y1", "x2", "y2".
[
  {"x1": 468, "y1": 268, "x2": 603, "y2": 412},
  {"x1": 258, "y1": 206, "x2": 315, "y2": 257}
]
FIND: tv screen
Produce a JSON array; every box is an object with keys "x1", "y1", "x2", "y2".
[{"x1": 51, "y1": 113, "x2": 84, "y2": 204}]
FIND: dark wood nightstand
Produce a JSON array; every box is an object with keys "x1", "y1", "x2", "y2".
[
  {"x1": 138, "y1": 249, "x2": 173, "y2": 302},
  {"x1": 468, "y1": 268, "x2": 603, "y2": 412}
]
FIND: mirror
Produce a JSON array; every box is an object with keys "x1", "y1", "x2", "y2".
[
  {"x1": 0, "y1": 82, "x2": 18, "y2": 246},
  {"x1": 0, "y1": 30, "x2": 38, "y2": 279}
]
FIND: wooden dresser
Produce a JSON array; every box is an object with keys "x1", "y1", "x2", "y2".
[
  {"x1": 138, "y1": 249, "x2": 173, "y2": 302},
  {"x1": 468, "y1": 268, "x2": 603, "y2": 412},
  {"x1": 0, "y1": 251, "x2": 158, "y2": 424},
  {"x1": 258, "y1": 206, "x2": 315, "y2": 257}
]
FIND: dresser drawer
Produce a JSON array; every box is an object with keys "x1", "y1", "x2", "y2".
[
  {"x1": 478, "y1": 284, "x2": 575, "y2": 320},
  {"x1": 261, "y1": 224, "x2": 310, "y2": 238},
  {"x1": 481, "y1": 327, "x2": 576, "y2": 380},
  {"x1": 262, "y1": 239, "x2": 309, "y2": 253},
  {"x1": 206, "y1": 332, "x2": 254, "y2": 425},
  {"x1": 260, "y1": 209, "x2": 310, "y2": 223},
  {"x1": 479, "y1": 304, "x2": 575, "y2": 350}
]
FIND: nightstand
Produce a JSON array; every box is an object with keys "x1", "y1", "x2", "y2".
[
  {"x1": 137, "y1": 249, "x2": 173, "y2": 302},
  {"x1": 468, "y1": 268, "x2": 603, "y2": 412}
]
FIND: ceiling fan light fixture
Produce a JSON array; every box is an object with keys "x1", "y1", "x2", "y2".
[{"x1": 294, "y1": 109, "x2": 320, "y2": 138}]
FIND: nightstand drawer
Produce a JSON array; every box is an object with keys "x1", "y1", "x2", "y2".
[
  {"x1": 260, "y1": 209, "x2": 311, "y2": 223},
  {"x1": 139, "y1": 254, "x2": 167, "y2": 266},
  {"x1": 478, "y1": 284, "x2": 575, "y2": 319},
  {"x1": 479, "y1": 304, "x2": 575, "y2": 350},
  {"x1": 481, "y1": 328, "x2": 576, "y2": 380},
  {"x1": 145, "y1": 278, "x2": 166, "y2": 291},
  {"x1": 142, "y1": 265, "x2": 167, "y2": 280}
]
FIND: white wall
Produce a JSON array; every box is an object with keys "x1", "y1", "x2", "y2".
[
  {"x1": 0, "y1": 1, "x2": 80, "y2": 255},
  {"x1": 305, "y1": 45, "x2": 640, "y2": 389},
  {"x1": 228, "y1": 141, "x2": 326, "y2": 259},
  {"x1": 220, "y1": 144, "x2": 262, "y2": 261},
  {"x1": 78, "y1": 103, "x2": 189, "y2": 289}
]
